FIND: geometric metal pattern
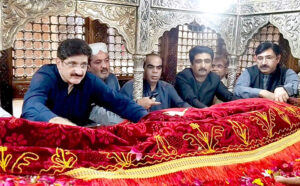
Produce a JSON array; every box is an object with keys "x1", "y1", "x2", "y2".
[{"x1": 12, "y1": 15, "x2": 85, "y2": 79}]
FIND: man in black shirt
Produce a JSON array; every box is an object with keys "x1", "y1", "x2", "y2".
[{"x1": 175, "y1": 46, "x2": 235, "y2": 108}]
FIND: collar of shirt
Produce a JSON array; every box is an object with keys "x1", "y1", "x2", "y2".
[{"x1": 143, "y1": 80, "x2": 161, "y2": 97}]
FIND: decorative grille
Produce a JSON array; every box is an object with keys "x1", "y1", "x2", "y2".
[
  {"x1": 177, "y1": 24, "x2": 225, "y2": 73},
  {"x1": 12, "y1": 15, "x2": 85, "y2": 79}
]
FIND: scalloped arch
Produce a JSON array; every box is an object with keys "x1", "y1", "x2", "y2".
[
  {"x1": 147, "y1": 11, "x2": 236, "y2": 55},
  {"x1": 270, "y1": 13, "x2": 300, "y2": 59},
  {"x1": 76, "y1": 1, "x2": 136, "y2": 54},
  {"x1": 235, "y1": 15, "x2": 269, "y2": 56},
  {"x1": 1, "y1": 0, "x2": 75, "y2": 50}
]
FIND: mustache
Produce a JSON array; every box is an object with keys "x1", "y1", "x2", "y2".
[
  {"x1": 101, "y1": 68, "x2": 109, "y2": 73},
  {"x1": 198, "y1": 68, "x2": 207, "y2": 72},
  {"x1": 259, "y1": 64, "x2": 270, "y2": 68},
  {"x1": 71, "y1": 73, "x2": 83, "y2": 77}
]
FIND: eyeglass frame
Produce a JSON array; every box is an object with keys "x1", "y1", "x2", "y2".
[
  {"x1": 256, "y1": 55, "x2": 277, "y2": 62},
  {"x1": 62, "y1": 60, "x2": 89, "y2": 69}
]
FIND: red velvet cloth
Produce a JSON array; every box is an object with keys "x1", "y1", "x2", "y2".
[{"x1": 0, "y1": 98, "x2": 299, "y2": 183}]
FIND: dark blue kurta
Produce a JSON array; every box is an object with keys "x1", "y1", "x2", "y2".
[{"x1": 21, "y1": 64, "x2": 148, "y2": 125}]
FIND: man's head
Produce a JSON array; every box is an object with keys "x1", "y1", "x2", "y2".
[
  {"x1": 255, "y1": 42, "x2": 281, "y2": 75},
  {"x1": 56, "y1": 38, "x2": 92, "y2": 85},
  {"x1": 212, "y1": 55, "x2": 228, "y2": 79},
  {"x1": 88, "y1": 42, "x2": 110, "y2": 80},
  {"x1": 189, "y1": 46, "x2": 214, "y2": 81},
  {"x1": 144, "y1": 53, "x2": 162, "y2": 86}
]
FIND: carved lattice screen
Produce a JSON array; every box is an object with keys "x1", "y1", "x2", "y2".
[
  {"x1": 107, "y1": 27, "x2": 133, "y2": 77},
  {"x1": 12, "y1": 16, "x2": 135, "y2": 97},
  {"x1": 12, "y1": 15, "x2": 86, "y2": 79},
  {"x1": 237, "y1": 24, "x2": 281, "y2": 74}
]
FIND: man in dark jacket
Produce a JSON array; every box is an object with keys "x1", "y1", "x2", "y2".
[
  {"x1": 22, "y1": 39, "x2": 148, "y2": 126},
  {"x1": 121, "y1": 53, "x2": 190, "y2": 111},
  {"x1": 234, "y1": 42, "x2": 298, "y2": 102},
  {"x1": 175, "y1": 46, "x2": 235, "y2": 108}
]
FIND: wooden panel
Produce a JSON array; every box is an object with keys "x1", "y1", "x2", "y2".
[
  {"x1": 0, "y1": 49, "x2": 13, "y2": 113},
  {"x1": 12, "y1": 80, "x2": 31, "y2": 98},
  {"x1": 160, "y1": 28, "x2": 179, "y2": 85}
]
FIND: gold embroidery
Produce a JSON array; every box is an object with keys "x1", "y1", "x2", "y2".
[
  {"x1": 283, "y1": 105, "x2": 300, "y2": 121},
  {"x1": 271, "y1": 106, "x2": 291, "y2": 127},
  {"x1": 0, "y1": 146, "x2": 12, "y2": 172},
  {"x1": 228, "y1": 120, "x2": 249, "y2": 145},
  {"x1": 250, "y1": 109, "x2": 276, "y2": 138},
  {"x1": 39, "y1": 148, "x2": 78, "y2": 175},
  {"x1": 155, "y1": 135, "x2": 177, "y2": 156},
  {"x1": 63, "y1": 128, "x2": 300, "y2": 180},
  {"x1": 183, "y1": 123, "x2": 224, "y2": 153},
  {"x1": 11, "y1": 152, "x2": 39, "y2": 173},
  {"x1": 108, "y1": 152, "x2": 133, "y2": 171}
]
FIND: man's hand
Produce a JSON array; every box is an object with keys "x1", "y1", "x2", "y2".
[
  {"x1": 259, "y1": 90, "x2": 275, "y2": 100},
  {"x1": 274, "y1": 87, "x2": 289, "y2": 102},
  {"x1": 49, "y1": 117, "x2": 77, "y2": 126},
  {"x1": 275, "y1": 176, "x2": 300, "y2": 185},
  {"x1": 137, "y1": 97, "x2": 161, "y2": 110}
]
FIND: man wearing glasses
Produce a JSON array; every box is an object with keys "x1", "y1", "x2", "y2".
[
  {"x1": 175, "y1": 46, "x2": 235, "y2": 108},
  {"x1": 21, "y1": 39, "x2": 148, "y2": 126},
  {"x1": 234, "y1": 42, "x2": 299, "y2": 102},
  {"x1": 212, "y1": 55, "x2": 229, "y2": 104}
]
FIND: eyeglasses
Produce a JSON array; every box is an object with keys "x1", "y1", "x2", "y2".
[
  {"x1": 62, "y1": 61, "x2": 88, "y2": 69},
  {"x1": 256, "y1": 55, "x2": 276, "y2": 62},
  {"x1": 212, "y1": 64, "x2": 225, "y2": 69}
]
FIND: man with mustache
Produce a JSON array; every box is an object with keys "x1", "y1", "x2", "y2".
[
  {"x1": 88, "y1": 42, "x2": 123, "y2": 125},
  {"x1": 21, "y1": 39, "x2": 148, "y2": 126},
  {"x1": 175, "y1": 46, "x2": 235, "y2": 108},
  {"x1": 121, "y1": 53, "x2": 190, "y2": 111},
  {"x1": 234, "y1": 42, "x2": 298, "y2": 102}
]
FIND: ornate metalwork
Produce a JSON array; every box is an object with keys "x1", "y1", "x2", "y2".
[
  {"x1": 133, "y1": 55, "x2": 145, "y2": 100},
  {"x1": 1, "y1": 0, "x2": 300, "y2": 105},
  {"x1": 136, "y1": 0, "x2": 151, "y2": 53},
  {"x1": 227, "y1": 55, "x2": 238, "y2": 92},
  {"x1": 147, "y1": 10, "x2": 236, "y2": 54},
  {"x1": 152, "y1": 0, "x2": 237, "y2": 14},
  {"x1": 236, "y1": 15, "x2": 269, "y2": 56},
  {"x1": 85, "y1": 0, "x2": 139, "y2": 6},
  {"x1": 1, "y1": 0, "x2": 75, "y2": 50},
  {"x1": 270, "y1": 13, "x2": 300, "y2": 59},
  {"x1": 240, "y1": 0, "x2": 300, "y2": 15},
  {"x1": 77, "y1": 1, "x2": 136, "y2": 54}
]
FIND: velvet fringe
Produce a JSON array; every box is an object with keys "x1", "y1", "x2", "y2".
[{"x1": 71, "y1": 140, "x2": 300, "y2": 185}]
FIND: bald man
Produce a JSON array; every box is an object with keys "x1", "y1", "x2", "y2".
[
  {"x1": 121, "y1": 53, "x2": 190, "y2": 111},
  {"x1": 88, "y1": 42, "x2": 123, "y2": 125}
]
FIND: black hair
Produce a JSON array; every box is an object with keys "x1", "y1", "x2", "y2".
[
  {"x1": 143, "y1": 53, "x2": 162, "y2": 68},
  {"x1": 189, "y1": 46, "x2": 214, "y2": 64},
  {"x1": 213, "y1": 55, "x2": 229, "y2": 67},
  {"x1": 255, "y1": 42, "x2": 281, "y2": 56},
  {"x1": 57, "y1": 38, "x2": 92, "y2": 60}
]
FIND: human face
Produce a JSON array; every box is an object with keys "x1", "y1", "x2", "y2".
[
  {"x1": 89, "y1": 51, "x2": 110, "y2": 80},
  {"x1": 57, "y1": 54, "x2": 88, "y2": 85},
  {"x1": 255, "y1": 48, "x2": 280, "y2": 74},
  {"x1": 144, "y1": 56, "x2": 162, "y2": 85},
  {"x1": 212, "y1": 59, "x2": 227, "y2": 79},
  {"x1": 191, "y1": 53, "x2": 212, "y2": 81}
]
